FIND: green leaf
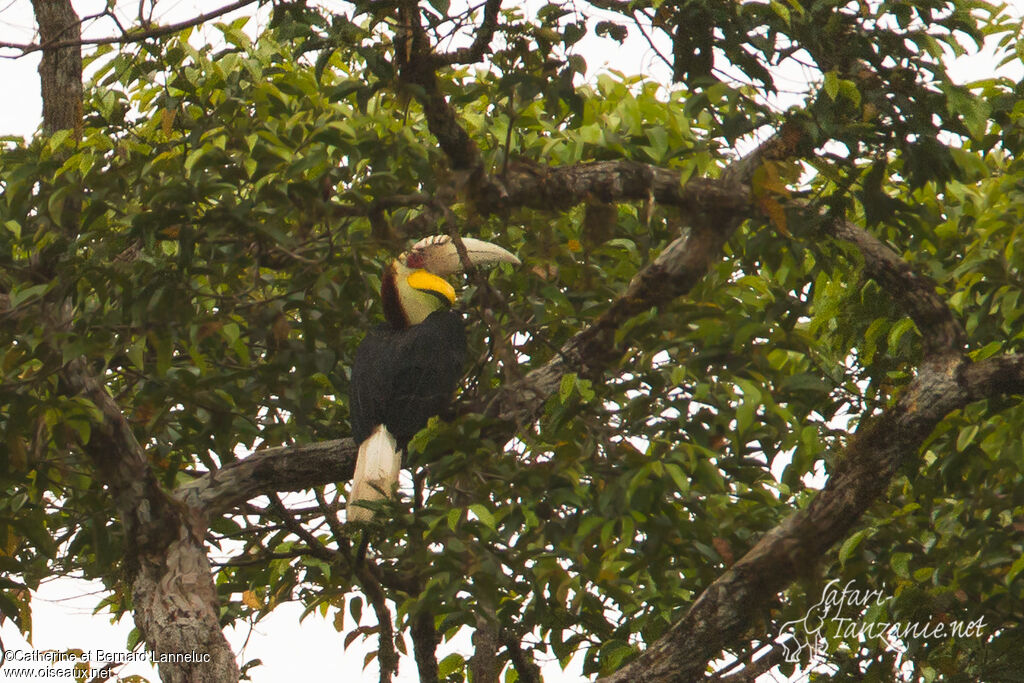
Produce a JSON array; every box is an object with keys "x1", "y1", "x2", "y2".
[
  {"x1": 887, "y1": 317, "x2": 918, "y2": 350},
  {"x1": 469, "y1": 504, "x2": 496, "y2": 531},
  {"x1": 824, "y1": 71, "x2": 839, "y2": 100},
  {"x1": 447, "y1": 508, "x2": 461, "y2": 532},
  {"x1": 839, "y1": 528, "x2": 869, "y2": 567},
  {"x1": 437, "y1": 653, "x2": 464, "y2": 678},
  {"x1": 664, "y1": 463, "x2": 690, "y2": 494},
  {"x1": 559, "y1": 373, "x2": 577, "y2": 403},
  {"x1": 956, "y1": 424, "x2": 979, "y2": 452},
  {"x1": 891, "y1": 552, "x2": 912, "y2": 579},
  {"x1": 1006, "y1": 555, "x2": 1024, "y2": 586}
]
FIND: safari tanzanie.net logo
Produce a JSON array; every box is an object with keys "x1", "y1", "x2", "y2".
[{"x1": 779, "y1": 579, "x2": 986, "y2": 664}]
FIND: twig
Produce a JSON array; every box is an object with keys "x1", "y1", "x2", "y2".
[{"x1": 1, "y1": 0, "x2": 260, "y2": 57}]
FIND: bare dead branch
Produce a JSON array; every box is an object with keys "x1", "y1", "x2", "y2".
[
  {"x1": 709, "y1": 638, "x2": 796, "y2": 683},
  {"x1": 2, "y1": 0, "x2": 260, "y2": 57}
]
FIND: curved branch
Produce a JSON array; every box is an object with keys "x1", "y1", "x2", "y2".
[
  {"x1": 395, "y1": 1, "x2": 483, "y2": 171},
  {"x1": 478, "y1": 159, "x2": 750, "y2": 216},
  {"x1": 831, "y1": 218, "x2": 967, "y2": 357},
  {"x1": 432, "y1": 0, "x2": 503, "y2": 67}
]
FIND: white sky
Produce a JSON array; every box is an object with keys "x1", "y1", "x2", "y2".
[{"x1": 1, "y1": 1, "x2": 1022, "y2": 681}]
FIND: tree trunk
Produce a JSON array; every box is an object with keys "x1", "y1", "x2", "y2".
[
  {"x1": 30, "y1": 0, "x2": 82, "y2": 136},
  {"x1": 32, "y1": 4, "x2": 239, "y2": 681}
]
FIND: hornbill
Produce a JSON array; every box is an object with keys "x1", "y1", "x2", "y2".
[{"x1": 347, "y1": 235, "x2": 520, "y2": 523}]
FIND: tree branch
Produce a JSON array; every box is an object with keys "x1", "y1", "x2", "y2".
[
  {"x1": 597, "y1": 353, "x2": 974, "y2": 681},
  {"x1": 591, "y1": 220, "x2": 1024, "y2": 680},
  {"x1": 831, "y1": 218, "x2": 967, "y2": 357},
  {"x1": 479, "y1": 159, "x2": 750, "y2": 217},
  {"x1": 3, "y1": 0, "x2": 260, "y2": 57},
  {"x1": 501, "y1": 632, "x2": 541, "y2": 683},
  {"x1": 962, "y1": 353, "x2": 1024, "y2": 400},
  {"x1": 394, "y1": 1, "x2": 483, "y2": 171},
  {"x1": 431, "y1": 0, "x2": 503, "y2": 67},
  {"x1": 411, "y1": 610, "x2": 440, "y2": 683},
  {"x1": 485, "y1": 122, "x2": 808, "y2": 426},
  {"x1": 177, "y1": 439, "x2": 356, "y2": 515},
  {"x1": 709, "y1": 638, "x2": 796, "y2": 683}
]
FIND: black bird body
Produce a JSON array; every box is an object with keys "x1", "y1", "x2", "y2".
[{"x1": 350, "y1": 309, "x2": 466, "y2": 449}]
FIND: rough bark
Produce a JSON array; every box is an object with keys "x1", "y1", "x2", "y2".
[
  {"x1": 177, "y1": 439, "x2": 356, "y2": 515},
  {"x1": 31, "y1": 0, "x2": 82, "y2": 136},
  {"x1": 469, "y1": 615, "x2": 500, "y2": 683},
  {"x1": 411, "y1": 610, "x2": 440, "y2": 683},
  {"x1": 596, "y1": 352, "x2": 970, "y2": 681}
]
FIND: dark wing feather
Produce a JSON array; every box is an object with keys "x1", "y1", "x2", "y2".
[{"x1": 350, "y1": 310, "x2": 466, "y2": 449}]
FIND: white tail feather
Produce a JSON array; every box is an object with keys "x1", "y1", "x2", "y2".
[{"x1": 348, "y1": 425, "x2": 400, "y2": 523}]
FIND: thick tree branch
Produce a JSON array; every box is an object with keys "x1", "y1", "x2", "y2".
[
  {"x1": 831, "y1": 218, "x2": 967, "y2": 357},
  {"x1": 592, "y1": 225, "x2": 1024, "y2": 680},
  {"x1": 962, "y1": 353, "x2": 1024, "y2": 399},
  {"x1": 479, "y1": 159, "x2": 750, "y2": 217},
  {"x1": 395, "y1": 2, "x2": 483, "y2": 171},
  {"x1": 597, "y1": 352, "x2": 975, "y2": 681},
  {"x1": 177, "y1": 439, "x2": 356, "y2": 515}
]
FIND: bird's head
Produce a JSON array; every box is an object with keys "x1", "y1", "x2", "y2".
[{"x1": 383, "y1": 235, "x2": 520, "y2": 327}]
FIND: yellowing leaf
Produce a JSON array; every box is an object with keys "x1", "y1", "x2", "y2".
[
  {"x1": 756, "y1": 196, "x2": 790, "y2": 236},
  {"x1": 242, "y1": 590, "x2": 261, "y2": 609},
  {"x1": 161, "y1": 108, "x2": 175, "y2": 137}
]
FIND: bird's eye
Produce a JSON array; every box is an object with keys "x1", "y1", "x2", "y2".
[{"x1": 406, "y1": 251, "x2": 424, "y2": 268}]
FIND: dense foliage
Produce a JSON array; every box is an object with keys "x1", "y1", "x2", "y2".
[{"x1": 3, "y1": 1, "x2": 1024, "y2": 680}]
